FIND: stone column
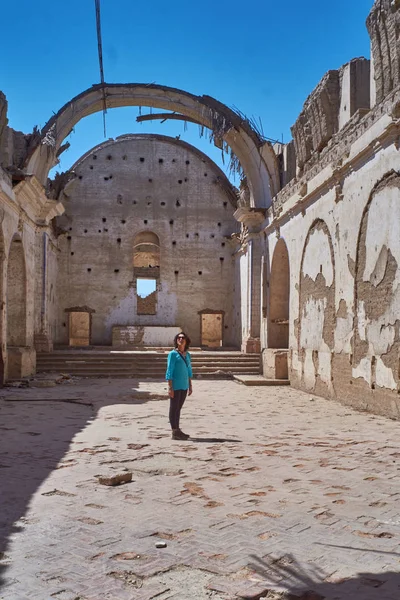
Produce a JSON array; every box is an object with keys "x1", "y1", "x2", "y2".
[{"x1": 234, "y1": 208, "x2": 266, "y2": 353}]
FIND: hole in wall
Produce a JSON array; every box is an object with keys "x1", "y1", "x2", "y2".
[
  {"x1": 87, "y1": 268, "x2": 92, "y2": 272},
  {"x1": 144, "y1": 220, "x2": 148, "y2": 224},
  {"x1": 122, "y1": 155, "x2": 127, "y2": 160},
  {"x1": 221, "y1": 242, "x2": 225, "y2": 247},
  {"x1": 102, "y1": 218, "x2": 107, "y2": 222},
  {"x1": 107, "y1": 155, "x2": 112, "y2": 160},
  {"x1": 223, "y1": 202, "x2": 227, "y2": 207},
  {"x1": 89, "y1": 165, "x2": 93, "y2": 170},
  {"x1": 172, "y1": 241, "x2": 176, "y2": 245},
  {"x1": 184, "y1": 178, "x2": 188, "y2": 182},
  {"x1": 71, "y1": 252, "x2": 74, "y2": 256},
  {"x1": 174, "y1": 270, "x2": 179, "y2": 275},
  {"x1": 63, "y1": 322, "x2": 66, "y2": 327},
  {"x1": 149, "y1": 178, "x2": 153, "y2": 182},
  {"x1": 67, "y1": 236, "x2": 71, "y2": 241},
  {"x1": 69, "y1": 227, "x2": 72, "y2": 231},
  {"x1": 198, "y1": 271, "x2": 202, "y2": 275},
  {"x1": 204, "y1": 173, "x2": 208, "y2": 177},
  {"x1": 176, "y1": 200, "x2": 181, "y2": 207},
  {"x1": 161, "y1": 202, "x2": 166, "y2": 206},
  {"x1": 78, "y1": 175, "x2": 83, "y2": 180},
  {"x1": 194, "y1": 233, "x2": 199, "y2": 237},
  {"x1": 140, "y1": 157, "x2": 145, "y2": 162},
  {"x1": 104, "y1": 228, "x2": 108, "y2": 232},
  {"x1": 104, "y1": 177, "x2": 109, "y2": 181},
  {"x1": 121, "y1": 219, "x2": 126, "y2": 224},
  {"x1": 98, "y1": 230, "x2": 101, "y2": 233},
  {"x1": 84, "y1": 229, "x2": 88, "y2": 233},
  {"x1": 133, "y1": 200, "x2": 137, "y2": 204},
  {"x1": 186, "y1": 234, "x2": 189, "y2": 238},
  {"x1": 93, "y1": 155, "x2": 97, "y2": 160},
  {"x1": 159, "y1": 158, "x2": 163, "y2": 164},
  {"x1": 169, "y1": 219, "x2": 174, "y2": 225},
  {"x1": 114, "y1": 269, "x2": 120, "y2": 273},
  {"x1": 178, "y1": 180, "x2": 182, "y2": 184},
  {"x1": 117, "y1": 194, "x2": 123, "y2": 204},
  {"x1": 217, "y1": 222, "x2": 221, "y2": 227},
  {"x1": 220, "y1": 257, "x2": 224, "y2": 262},
  {"x1": 117, "y1": 238, "x2": 121, "y2": 244},
  {"x1": 109, "y1": 175, "x2": 113, "y2": 179},
  {"x1": 172, "y1": 159, "x2": 176, "y2": 163},
  {"x1": 185, "y1": 160, "x2": 190, "y2": 165},
  {"x1": 210, "y1": 234, "x2": 215, "y2": 238}
]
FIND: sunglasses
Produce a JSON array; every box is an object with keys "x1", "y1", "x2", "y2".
[{"x1": 177, "y1": 336, "x2": 185, "y2": 340}]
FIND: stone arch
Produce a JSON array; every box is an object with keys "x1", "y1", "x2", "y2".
[
  {"x1": 353, "y1": 171, "x2": 400, "y2": 393},
  {"x1": 25, "y1": 84, "x2": 279, "y2": 208},
  {"x1": 268, "y1": 238, "x2": 290, "y2": 349},
  {"x1": 7, "y1": 234, "x2": 27, "y2": 347},
  {"x1": 297, "y1": 219, "x2": 335, "y2": 393}
]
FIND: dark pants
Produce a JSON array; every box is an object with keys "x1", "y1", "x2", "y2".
[{"x1": 169, "y1": 389, "x2": 187, "y2": 429}]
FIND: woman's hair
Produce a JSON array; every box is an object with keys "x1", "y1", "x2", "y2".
[{"x1": 174, "y1": 331, "x2": 191, "y2": 350}]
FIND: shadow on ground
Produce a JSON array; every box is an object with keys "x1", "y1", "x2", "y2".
[
  {"x1": 0, "y1": 380, "x2": 170, "y2": 589},
  {"x1": 247, "y1": 553, "x2": 400, "y2": 599}
]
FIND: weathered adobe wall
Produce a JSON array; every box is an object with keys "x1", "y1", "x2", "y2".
[
  {"x1": 264, "y1": 0, "x2": 400, "y2": 418},
  {"x1": 270, "y1": 147, "x2": 400, "y2": 419},
  {"x1": 55, "y1": 135, "x2": 239, "y2": 346}
]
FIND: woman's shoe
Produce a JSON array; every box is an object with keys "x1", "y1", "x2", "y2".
[
  {"x1": 172, "y1": 429, "x2": 186, "y2": 440},
  {"x1": 178, "y1": 429, "x2": 190, "y2": 440}
]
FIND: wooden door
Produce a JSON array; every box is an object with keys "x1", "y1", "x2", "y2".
[
  {"x1": 69, "y1": 312, "x2": 90, "y2": 346},
  {"x1": 201, "y1": 313, "x2": 223, "y2": 347}
]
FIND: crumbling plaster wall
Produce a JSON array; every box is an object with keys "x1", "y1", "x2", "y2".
[
  {"x1": 55, "y1": 135, "x2": 239, "y2": 346},
  {"x1": 266, "y1": 95, "x2": 400, "y2": 418}
]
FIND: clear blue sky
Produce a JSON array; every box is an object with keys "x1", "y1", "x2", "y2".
[{"x1": 0, "y1": 0, "x2": 373, "y2": 182}]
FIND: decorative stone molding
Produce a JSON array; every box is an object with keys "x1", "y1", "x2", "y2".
[
  {"x1": 13, "y1": 175, "x2": 64, "y2": 224},
  {"x1": 233, "y1": 207, "x2": 267, "y2": 229}
]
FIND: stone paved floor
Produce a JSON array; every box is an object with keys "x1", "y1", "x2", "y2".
[{"x1": 1, "y1": 379, "x2": 400, "y2": 600}]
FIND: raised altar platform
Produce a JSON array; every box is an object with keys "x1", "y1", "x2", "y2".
[{"x1": 112, "y1": 326, "x2": 181, "y2": 347}]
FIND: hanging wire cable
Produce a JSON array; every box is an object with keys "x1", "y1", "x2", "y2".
[{"x1": 94, "y1": 0, "x2": 107, "y2": 137}]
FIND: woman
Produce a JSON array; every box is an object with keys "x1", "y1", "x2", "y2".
[{"x1": 165, "y1": 332, "x2": 193, "y2": 440}]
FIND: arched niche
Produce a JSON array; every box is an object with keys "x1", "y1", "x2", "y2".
[
  {"x1": 0, "y1": 226, "x2": 5, "y2": 384},
  {"x1": 7, "y1": 235, "x2": 27, "y2": 347},
  {"x1": 133, "y1": 231, "x2": 160, "y2": 274},
  {"x1": 268, "y1": 238, "x2": 290, "y2": 349},
  {"x1": 298, "y1": 219, "x2": 335, "y2": 391},
  {"x1": 353, "y1": 172, "x2": 400, "y2": 392},
  {"x1": 25, "y1": 84, "x2": 279, "y2": 208}
]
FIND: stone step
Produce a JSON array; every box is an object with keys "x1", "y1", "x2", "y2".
[{"x1": 233, "y1": 375, "x2": 290, "y2": 386}]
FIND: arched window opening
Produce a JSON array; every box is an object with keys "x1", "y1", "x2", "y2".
[
  {"x1": 268, "y1": 238, "x2": 290, "y2": 349},
  {"x1": 133, "y1": 232, "x2": 160, "y2": 315}
]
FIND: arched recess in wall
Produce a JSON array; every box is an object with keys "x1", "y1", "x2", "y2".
[
  {"x1": 24, "y1": 84, "x2": 280, "y2": 208},
  {"x1": 297, "y1": 219, "x2": 335, "y2": 392},
  {"x1": 133, "y1": 231, "x2": 160, "y2": 316},
  {"x1": 133, "y1": 231, "x2": 160, "y2": 273},
  {"x1": 0, "y1": 227, "x2": 5, "y2": 383},
  {"x1": 353, "y1": 171, "x2": 400, "y2": 392},
  {"x1": 7, "y1": 235, "x2": 27, "y2": 347},
  {"x1": 268, "y1": 238, "x2": 290, "y2": 349}
]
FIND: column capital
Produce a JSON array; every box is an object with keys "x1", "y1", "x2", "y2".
[{"x1": 233, "y1": 207, "x2": 267, "y2": 230}]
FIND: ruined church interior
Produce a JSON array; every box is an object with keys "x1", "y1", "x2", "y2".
[{"x1": 1, "y1": 0, "x2": 400, "y2": 419}]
